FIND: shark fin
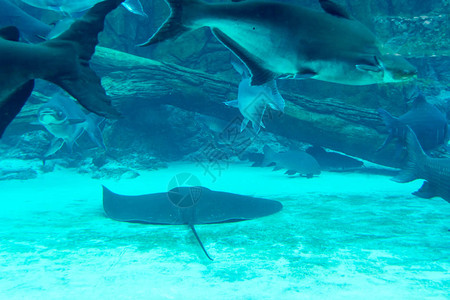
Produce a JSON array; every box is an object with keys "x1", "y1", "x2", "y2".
[
  {"x1": 0, "y1": 26, "x2": 20, "y2": 41},
  {"x1": 212, "y1": 28, "x2": 278, "y2": 86},
  {"x1": 262, "y1": 145, "x2": 275, "y2": 166},
  {"x1": 318, "y1": 0, "x2": 352, "y2": 19},
  {"x1": 0, "y1": 80, "x2": 34, "y2": 138},
  {"x1": 45, "y1": 138, "x2": 65, "y2": 157},
  {"x1": 189, "y1": 224, "x2": 213, "y2": 261},
  {"x1": 122, "y1": 0, "x2": 148, "y2": 17},
  {"x1": 44, "y1": 0, "x2": 123, "y2": 119},
  {"x1": 224, "y1": 100, "x2": 239, "y2": 108},
  {"x1": 86, "y1": 113, "x2": 106, "y2": 150},
  {"x1": 285, "y1": 170, "x2": 297, "y2": 175},
  {"x1": 412, "y1": 181, "x2": 436, "y2": 199},
  {"x1": 266, "y1": 80, "x2": 285, "y2": 113},
  {"x1": 273, "y1": 166, "x2": 283, "y2": 171},
  {"x1": 377, "y1": 108, "x2": 398, "y2": 128},
  {"x1": 391, "y1": 127, "x2": 426, "y2": 183},
  {"x1": 139, "y1": 0, "x2": 195, "y2": 46}
]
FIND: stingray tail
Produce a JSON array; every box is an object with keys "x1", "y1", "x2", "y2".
[
  {"x1": 189, "y1": 224, "x2": 213, "y2": 261},
  {"x1": 42, "y1": 0, "x2": 123, "y2": 118},
  {"x1": 391, "y1": 126, "x2": 426, "y2": 183},
  {"x1": 139, "y1": 0, "x2": 204, "y2": 47}
]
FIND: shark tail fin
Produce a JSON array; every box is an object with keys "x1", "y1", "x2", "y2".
[
  {"x1": 266, "y1": 80, "x2": 285, "y2": 113},
  {"x1": 391, "y1": 127, "x2": 426, "y2": 183},
  {"x1": 139, "y1": 0, "x2": 203, "y2": 47},
  {"x1": 262, "y1": 145, "x2": 275, "y2": 167},
  {"x1": 189, "y1": 224, "x2": 213, "y2": 261},
  {"x1": 43, "y1": 0, "x2": 124, "y2": 119}
]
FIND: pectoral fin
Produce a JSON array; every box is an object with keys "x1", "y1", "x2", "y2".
[{"x1": 212, "y1": 28, "x2": 277, "y2": 85}]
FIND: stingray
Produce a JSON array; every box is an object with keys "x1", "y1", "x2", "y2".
[{"x1": 102, "y1": 185, "x2": 283, "y2": 260}]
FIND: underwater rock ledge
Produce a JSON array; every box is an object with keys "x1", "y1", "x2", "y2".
[{"x1": 91, "y1": 47, "x2": 400, "y2": 168}]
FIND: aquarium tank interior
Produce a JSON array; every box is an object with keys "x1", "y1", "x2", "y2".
[{"x1": 0, "y1": 0, "x2": 449, "y2": 298}]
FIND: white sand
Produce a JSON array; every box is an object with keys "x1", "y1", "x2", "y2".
[{"x1": 0, "y1": 161, "x2": 449, "y2": 299}]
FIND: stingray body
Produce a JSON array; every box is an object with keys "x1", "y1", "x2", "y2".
[
  {"x1": 0, "y1": 0, "x2": 122, "y2": 138},
  {"x1": 0, "y1": 0, "x2": 52, "y2": 43},
  {"x1": 378, "y1": 94, "x2": 448, "y2": 152},
  {"x1": 103, "y1": 185, "x2": 283, "y2": 260}
]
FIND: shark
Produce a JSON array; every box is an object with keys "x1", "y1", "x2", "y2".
[
  {"x1": 224, "y1": 61, "x2": 285, "y2": 133},
  {"x1": 103, "y1": 185, "x2": 283, "y2": 260},
  {"x1": 0, "y1": 0, "x2": 52, "y2": 43},
  {"x1": 392, "y1": 127, "x2": 450, "y2": 203},
  {"x1": 377, "y1": 93, "x2": 448, "y2": 152},
  {"x1": 38, "y1": 93, "x2": 106, "y2": 157},
  {"x1": 141, "y1": 0, "x2": 417, "y2": 86},
  {"x1": 19, "y1": 0, "x2": 147, "y2": 17},
  {"x1": 0, "y1": 0, "x2": 123, "y2": 139}
]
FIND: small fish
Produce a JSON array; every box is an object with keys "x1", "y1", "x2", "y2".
[
  {"x1": 141, "y1": 0, "x2": 416, "y2": 86},
  {"x1": 391, "y1": 127, "x2": 450, "y2": 203},
  {"x1": 19, "y1": 0, "x2": 147, "y2": 17},
  {"x1": 38, "y1": 93, "x2": 106, "y2": 157},
  {"x1": 377, "y1": 93, "x2": 448, "y2": 152},
  {"x1": 262, "y1": 145, "x2": 321, "y2": 177},
  {"x1": 224, "y1": 61, "x2": 285, "y2": 133}
]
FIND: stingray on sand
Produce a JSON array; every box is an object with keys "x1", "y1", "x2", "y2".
[{"x1": 103, "y1": 185, "x2": 282, "y2": 260}]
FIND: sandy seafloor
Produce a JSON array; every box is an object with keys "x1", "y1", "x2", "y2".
[{"x1": 0, "y1": 160, "x2": 449, "y2": 299}]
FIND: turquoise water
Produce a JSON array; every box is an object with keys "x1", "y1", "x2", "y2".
[{"x1": 0, "y1": 163, "x2": 449, "y2": 299}]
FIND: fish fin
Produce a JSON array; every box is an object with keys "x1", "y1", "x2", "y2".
[
  {"x1": 86, "y1": 114, "x2": 106, "y2": 150},
  {"x1": 273, "y1": 166, "x2": 283, "y2": 171},
  {"x1": 266, "y1": 80, "x2": 285, "y2": 113},
  {"x1": 139, "y1": 0, "x2": 196, "y2": 46},
  {"x1": 231, "y1": 60, "x2": 250, "y2": 78},
  {"x1": 0, "y1": 80, "x2": 34, "y2": 138},
  {"x1": 122, "y1": 0, "x2": 148, "y2": 17},
  {"x1": 412, "y1": 181, "x2": 436, "y2": 199},
  {"x1": 319, "y1": 0, "x2": 352, "y2": 19},
  {"x1": 212, "y1": 28, "x2": 277, "y2": 85},
  {"x1": 377, "y1": 108, "x2": 398, "y2": 128},
  {"x1": 189, "y1": 224, "x2": 213, "y2": 261},
  {"x1": 391, "y1": 127, "x2": 426, "y2": 183},
  {"x1": 0, "y1": 26, "x2": 20, "y2": 41},
  {"x1": 224, "y1": 100, "x2": 239, "y2": 108},
  {"x1": 252, "y1": 121, "x2": 261, "y2": 134},
  {"x1": 285, "y1": 170, "x2": 297, "y2": 175},
  {"x1": 262, "y1": 145, "x2": 275, "y2": 166},
  {"x1": 376, "y1": 134, "x2": 393, "y2": 152},
  {"x1": 240, "y1": 118, "x2": 250, "y2": 132},
  {"x1": 44, "y1": 0, "x2": 122, "y2": 119},
  {"x1": 45, "y1": 138, "x2": 65, "y2": 157}
]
